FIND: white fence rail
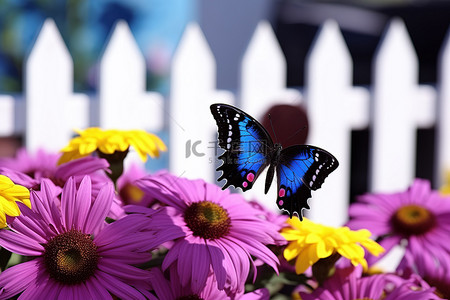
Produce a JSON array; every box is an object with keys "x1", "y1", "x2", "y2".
[{"x1": 0, "y1": 17, "x2": 449, "y2": 226}]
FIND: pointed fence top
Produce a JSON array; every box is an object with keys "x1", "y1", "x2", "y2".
[
  {"x1": 27, "y1": 18, "x2": 72, "y2": 74},
  {"x1": 242, "y1": 21, "x2": 285, "y2": 70},
  {"x1": 172, "y1": 22, "x2": 214, "y2": 67},
  {"x1": 439, "y1": 27, "x2": 450, "y2": 77},
  {"x1": 102, "y1": 20, "x2": 145, "y2": 69},
  {"x1": 171, "y1": 22, "x2": 215, "y2": 97},
  {"x1": 100, "y1": 20, "x2": 146, "y2": 93},
  {"x1": 374, "y1": 18, "x2": 417, "y2": 83},
  {"x1": 306, "y1": 19, "x2": 352, "y2": 87}
]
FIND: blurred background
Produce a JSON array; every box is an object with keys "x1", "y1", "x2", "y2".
[
  {"x1": 0, "y1": 0, "x2": 449, "y2": 201},
  {"x1": 1, "y1": 0, "x2": 448, "y2": 92}
]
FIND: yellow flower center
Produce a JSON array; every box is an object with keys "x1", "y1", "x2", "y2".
[
  {"x1": 391, "y1": 204, "x2": 436, "y2": 236},
  {"x1": 184, "y1": 201, "x2": 231, "y2": 240},
  {"x1": 119, "y1": 183, "x2": 145, "y2": 204},
  {"x1": 43, "y1": 229, "x2": 98, "y2": 284}
]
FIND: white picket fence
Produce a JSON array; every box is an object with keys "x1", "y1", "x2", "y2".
[{"x1": 1, "y1": 18, "x2": 449, "y2": 227}]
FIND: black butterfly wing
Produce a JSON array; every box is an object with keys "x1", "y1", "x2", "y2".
[
  {"x1": 276, "y1": 145, "x2": 338, "y2": 219},
  {"x1": 210, "y1": 103, "x2": 274, "y2": 191}
]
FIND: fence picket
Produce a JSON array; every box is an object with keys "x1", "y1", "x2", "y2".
[
  {"x1": 371, "y1": 19, "x2": 430, "y2": 193},
  {"x1": 305, "y1": 20, "x2": 369, "y2": 226},
  {"x1": 239, "y1": 21, "x2": 302, "y2": 210},
  {"x1": 0, "y1": 17, "x2": 447, "y2": 226},
  {"x1": 0, "y1": 96, "x2": 16, "y2": 135},
  {"x1": 240, "y1": 21, "x2": 301, "y2": 117},
  {"x1": 25, "y1": 19, "x2": 89, "y2": 152},
  {"x1": 99, "y1": 20, "x2": 163, "y2": 132},
  {"x1": 437, "y1": 30, "x2": 450, "y2": 186},
  {"x1": 170, "y1": 23, "x2": 227, "y2": 181}
]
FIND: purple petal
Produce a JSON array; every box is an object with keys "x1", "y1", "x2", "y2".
[
  {"x1": 85, "y1": 277, "x2": 112, "y2": 299},
  {"x1": 97, "y1": 258, "x2": 151, "y2": 282},
  {"x1": 190, "y1": 241, "x2": 211, "y2": 293},
  {"x1": 29, "y1": 189, "x2": 53, "y2": 229},
  {"x1": 73, "y1": 176, "x2": 92, "y2": 231},
  {"x1": 148, "y1": 268, "x2": 174, "y2": 300},
  {"x1": 39, "y1": 179, "x2": 63, "y2": 233},
  {"x1": 0, "y1": 167, "x2": 37, "y2": 188},
  {"x1": 9, "y1": 203, "x2": 50, "y2": 244},
  {"x1": 176, "y1": 241, "x2": 193, "y2": 286},
  {"x1": 55, "y1": 157, "x2": 109, "y2": 181},
  {"x1": 61, "y1": 177, "x2": 76, "y2": 230},
  {"x1": 206, "y1": 240, "x2": 229, "y2": 290},
  {"x1": 0, "y1": 259, "x2": 41, "y2": 299},
  {"x1": 0, "y1": 229, "x2": 43, "y2": 256},
  {"x1": 227, "y1": 235, "x2": 279, "y2": 273},
  {"x1": 95, "y1": 271, "x2": 147, "y2": 300},
  {"x1": 84, "y1": 182, "x2": 113, "y2": 234}
]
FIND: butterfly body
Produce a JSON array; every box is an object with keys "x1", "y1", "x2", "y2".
[{"x1": 211, "y1": 103, "x2": 338, "y2": 219}]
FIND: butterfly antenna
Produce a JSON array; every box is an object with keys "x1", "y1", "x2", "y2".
[
  {"x1": 268, "y1": 114, "x2": 279, "y2": 143},
  {"x1": 282, "y1": 125, "x2": 307, "y2": 145}
]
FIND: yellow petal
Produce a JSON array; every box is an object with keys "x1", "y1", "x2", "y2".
[
  {"x1": 295, "y1": 246, "x2": 318, "y2": 274},
  {"x1": 284, "y1": 240, "x2": 302, "y2": 261}
]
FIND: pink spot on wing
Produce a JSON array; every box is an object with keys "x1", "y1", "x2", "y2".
[
  {"x1": 278, "y1": 200, "x2": 284, "y2": 206},
  {"x1": 246, "y1": 173, "x2": 255, "y2": 182},
  {"x1": 243, "y1": 182, "x2": 248, "y2": 188},
  {"x1": 279, "y1": 188, "x2": 285, "y2": 198}
]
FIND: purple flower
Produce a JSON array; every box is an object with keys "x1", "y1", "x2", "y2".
[
  {"x1": 299, "y1": 266, "x2": 439, "y2": 300},
  {"x1": 132, "y1": 172, "x2": 282, "y2": 294},
  {"x1": 0, "y1": 150, "x2": 109, "y2": 192},
  {"x1": 248, "y1": 200, "x2": 289, "y2": 235},
  {"x1": 149, "y1": 267, "x2": 270, "y2": 300},
  {"x1": 400, "y1": 247, "x2": 450, "y2": 299},
  {"x1": 0, "y1": 149, "x2": 125, "y2": 219},
  {"x1": 347, "y1": 179, "x2": 450, "y2": 270},
  {"x1": 116, "y1": 164, "x2": 158, "y2": 207},
  {"x1": 0, "y1": 148, "x2": 59, "y2": 179},
  {"x1": 0, "y1": 176, "x2": 164, "y2": 299}
]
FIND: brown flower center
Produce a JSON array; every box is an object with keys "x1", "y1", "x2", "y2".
[
  {"x1": 184, "y1": 201, "x2": 231, "y2": 240},
  {"x1": 43, "y1": 229, "x2": 99, "y2": 284},
  {"x1": 176, "y1": 295, "x2": 203, "y2": 300},
  {"x1": 390, "y1": 204, "x2": 436, "y2": 236}
]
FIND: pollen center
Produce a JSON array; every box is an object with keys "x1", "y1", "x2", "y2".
[
  {"x1": 119, "y1": 183, "x2": 145, "y2": 204},
  {"x1": 391, "y1": 204, "x2": 436, "y2": 236},
  {"x1": 184, "y1": 201, "x2": 231, "y2": 240},
  {"x1": 43, "y1": 229, "x2": 99, "y2": 284}
]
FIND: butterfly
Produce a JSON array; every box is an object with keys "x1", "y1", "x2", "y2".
[{"x1": 210, "y1": 103, "x2": 338, "y2": 219}]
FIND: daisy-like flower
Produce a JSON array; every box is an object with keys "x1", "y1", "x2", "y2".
[
  {"x1": 58, "y1": 127, "x2": 167, "y2": 164},
  {"x1": 0, "y1": 153, "x2": 109, "y2": 191},
  {"x1": 400, "y1": 246, "x2": 450, "y2": 299},
  {"x1": 0, "y1": 148, "x2": 60, "y2": 180},
  {"x1": 117, "y1": 164, "x2": 157, "y2": 207},
  {"x1": 132, "y1": 172, "x2": 282, "y2": 294},
  {"x1": 347, "y1": 178, "x2": 450, "y2": 269},
  {"x1": 0, "y1": 176, "x2": 173, "y2": 299},
  {"x1": 281, "y1": 217, "x2": 384, "y2": 275},
  {"x1": 0, "y1": 175, "x2": 30, "y2": 228},
  {"x1": 298, "y1": 266, "x2": 440, "y2": 300},
  {"x1": 149, "y1": 267, "x2": 270, "y2": 300}
]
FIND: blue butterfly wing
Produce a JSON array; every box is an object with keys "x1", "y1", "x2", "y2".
[
  {"x1": 276, "y1": 145, "x2": 338, "y2": 219},
  {"x1": 210, "y1": 104, "x2": 273, "y2": 191}
]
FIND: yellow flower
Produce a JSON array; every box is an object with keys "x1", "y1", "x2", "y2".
[
  {"x1": 281, "y1": 217, "x2": 384, "y2": 274},
  {"x1": 58, "y1": 128, "x2": 167, "y2": 164},
  {"x1": 0, "y1": 175, "x2": 31, "y2": 228}
]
